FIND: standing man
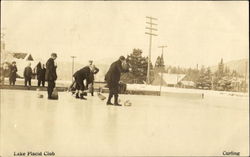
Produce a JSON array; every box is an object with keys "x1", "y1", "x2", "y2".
[
  {"x1": 37, "y1": 63, "x2": 46, "y2": 87},
  {"x1": 105, "y1": 56, "x2": 130, "y2": 106},
  {"x1": 23, "y1": 62, "x2": 33, "y2": 86},
  {"x1": 87, "y1": 60, "x2": 99, "y2": 96},
  {"x1": 45, "y1": 53, "x2": 57, "y2": 99},
  {"x1": 36, "y1": 62, "x2": 42, "y2": 85},
  {"x1": 9, "y1": 61, "x2": 18, "y2": 85},
  {"x1": 73, "y1": 66, "x2": 91, "y2": 100}
]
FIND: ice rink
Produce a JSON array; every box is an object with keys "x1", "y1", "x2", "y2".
[{"x1": 0, "y1": 89, "x2": 249, "y2": 156}]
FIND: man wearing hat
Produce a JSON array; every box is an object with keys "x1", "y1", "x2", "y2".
[
  {"x1": 9, "y1": 61, "x2": 18, "y2": 85},
  {"x1": 45, "y1": 53, "x2": 57, "y2": 99},
  {"x1": 105, "y1": 56, "x2": 130, "y2": 106},
  {"x1": 87, "y1": 60, "x2": 99, "y2": 96}
]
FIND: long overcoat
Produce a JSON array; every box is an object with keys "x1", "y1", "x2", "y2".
[
  {"x1": 23, "y1": 66, "x2": 33, "y2": 79},
  {"x1": 73, "y1": 66, "x2": 91, "y2": 82},
  {"x1": 9, "y1": 65, "x2": 18, "y2": 81},
  {"x1": 45, "y1": 58, "x2": 57, "y2": 81},
  {"x1": 105, "y1": 60, "x2": 128, "y2": 86}
]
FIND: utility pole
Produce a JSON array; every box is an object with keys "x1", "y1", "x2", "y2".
[
  {"x1": 71, "y1": 56, "x2": 76, "y2": 82},
  {"x1": 244, "y1": 61, "x2": 248, "y2": 92},
  {"x1": 1, "y1": 27, "x2": 6, "y2": 52},
  {"x1": 145, "y1": 16, "x2": 158, "y2": 84},
  {"x1": 158, "y1": 45, "x2": 167, "y2": 96}
]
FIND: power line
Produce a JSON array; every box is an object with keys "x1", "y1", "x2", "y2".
[
  {"x1": 71, "y1": 56, "x2": 76, "y2": 82},
  {"x1": 158, "y1": 45, "x2": 167, "y2": 96},
  {"x1": 145, "y1": 16, "x2": 158, "y2": 84}
]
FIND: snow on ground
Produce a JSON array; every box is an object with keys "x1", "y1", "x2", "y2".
[
  {"x1": 2, "y1": 78, "x2": 249, "y2": 98},
  {"x1": 0, "y1": 89, "x2": 249, "y2": 156},
  {"x1": 127, "y1": 84, "x2": 249, "y2": 97}
]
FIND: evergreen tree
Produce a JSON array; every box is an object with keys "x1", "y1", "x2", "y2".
[
  {"x1": 203, "y1": 67, "x2": 212, "y2": 89},
  {"x1": 218, "y1": 58, "x2": 224, "y2": 76},
  {"x1": 213, "y1": 58, "x2": 233, "y2": 91},
  {"x1": 154, "y1": 53, "x2": 165, "y2": 74},
  {"x1": 155, "y1": 56, "x2": 161, "y2": 67},
  {"x1": 196, "y1": 66, "x2": 206, "y2": 89},
  {"x1": 213, "y1": 58, "x2": 224, "y2": 90},
  {"x1": 121, "y1": 48, "x2": 152, "y2": 84}
]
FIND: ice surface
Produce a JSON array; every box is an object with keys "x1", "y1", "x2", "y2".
[{"x1": 0, "y1": 89, "x2": 249, "y2": 156}]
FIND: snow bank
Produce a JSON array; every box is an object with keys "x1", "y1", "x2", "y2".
[{"x1": 127, "y1": 84, "x2": 249, "y2": 98}]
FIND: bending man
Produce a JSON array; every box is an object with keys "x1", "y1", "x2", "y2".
[{"x1": 73, "y1": 66, "x2": 91, "y2": 100}]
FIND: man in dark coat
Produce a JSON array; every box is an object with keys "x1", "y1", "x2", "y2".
[
  {"x1": 45, "y1": 53, "x2": 57, "y2": 99},
  {"x1": 9, "y1": 61, "x2": 18, "y2": 86},
  {"x1": 23, "y1": 62, "x2": 33, "y2": 86},
  {"x1": 105, "y1": 56, "x2": 129, "y2": 106},
  {"x1": 73, "y1": 66, "x2": 91, "y2": 100},
  {"x1": 37, "y1": 63, "x2": 46, "y2": 87},
  {"x1": 86, "y1": 61, "x2": 99, "y2": 96}
]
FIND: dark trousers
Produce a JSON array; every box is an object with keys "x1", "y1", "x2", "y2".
[
  {"x1": 88, "y1": 82, "x2": 94, "y2": 96},
  {"x1": 107, "y1": 82, "x2": 119, "y2": 103},
  {"x1": 9, "y1": 78, "x2": 15, "y2": 85},
  {"x1": 75, "y1": 77, "x2": 85, "y2": 91},
  {"x1": 38, "y1": 79, "x2": 45, "y2": 87},
  {"x1": 47, "y1": 80, "x2": 55, "y2": 98},
  {"x1": 24, "y1": 78, "x2": 31, "y2": 86}
]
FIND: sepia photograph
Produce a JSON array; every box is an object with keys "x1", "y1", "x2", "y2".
[{"x1": 0, "y1": 1, "x2": 249, "y2": 156}]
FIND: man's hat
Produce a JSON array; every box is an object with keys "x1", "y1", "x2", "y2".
[
  {"x1": 12, "y1": 61, "x2": 16, "y2": 64},
  {"x1": 51, "y1": 53, "x2": 57, "y2": 57},
  {"x1": 119, "y1": 56, "x2": 125, "y2": 61}
]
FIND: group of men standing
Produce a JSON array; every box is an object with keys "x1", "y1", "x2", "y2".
[
  {"x1": 1, "y1": 53, "x2": 130, "y2": 105},
  {"x1": 46, "y1": 53, "x2": 130, "y2": 106},
  {"x1": 0, "y1": 61, "x2": 46, "y2": 87},
  {"x1": 23, "y1": 62, "x2": 46, "y2": 87}
]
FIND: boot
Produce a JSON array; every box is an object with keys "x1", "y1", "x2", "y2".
[
  {"x1": 114, "y1": 94, "x2": 122, "y2": 106},
  {"x1": 80, "y1": 93, "x2": 87, "y2": 100},
  {"x1": 75, "y1": 93, "x2": 80, "y2": 99},
  {"x1": 106, "y1": 94, "x2": 113, "y2": 105}
]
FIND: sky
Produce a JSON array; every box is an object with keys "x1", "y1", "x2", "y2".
[{"x1": 1, "y1": 1, "x2": 249, "y2": 68}]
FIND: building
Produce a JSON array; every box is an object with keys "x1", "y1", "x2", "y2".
[
  {"x1": 180, "y1": 80, "x2": 195, "y2": 88},
  {"x1": 1, "y1": 37, "x2": 39, "y2": 78},
  {"x1": 152, "y1": 73, "x2": 186, "y2": 87}
]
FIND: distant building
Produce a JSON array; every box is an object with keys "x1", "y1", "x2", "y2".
[
  {"x1": 1, "y1": 50, "x2": 38, "y2": 78},
  {"x1": 152, "y1": 73, "x2": 186, "y2": 87},
  {"x1": 180, "y1": 80, "x2": 195, "y2": 88}
]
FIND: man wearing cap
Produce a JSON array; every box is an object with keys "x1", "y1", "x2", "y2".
[
  {"x1": 45, "y1": 53, "x2": 57, "y2": 99},
  {"x1": 86, "y1": 60, "x2": 99, "y2": 96},
  {"x1": 105, "y1": 56, "x2": 130, "y2": 106},
  {"x1": 9, "y1": 61, "x2": 18, "y2": 85}
]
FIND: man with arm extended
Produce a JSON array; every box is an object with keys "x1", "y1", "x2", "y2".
[{"x1": 105, "y1": 56, "x2": 129, "y2": 106}]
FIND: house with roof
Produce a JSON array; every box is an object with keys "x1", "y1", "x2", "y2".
[
  {"x1": 1, "y1": 50, "x2": 39, "y2": 78},
  {"x1": 180, "y1": 80, "x2": 195, "y2": 88},
  {"x1": 152, "y1": 73, "x2": 186, "y2": 87}
]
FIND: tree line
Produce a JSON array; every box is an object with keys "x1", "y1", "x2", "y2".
[{"x1": 121, "y1": 48, "x2": 247, "y2": 92}]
